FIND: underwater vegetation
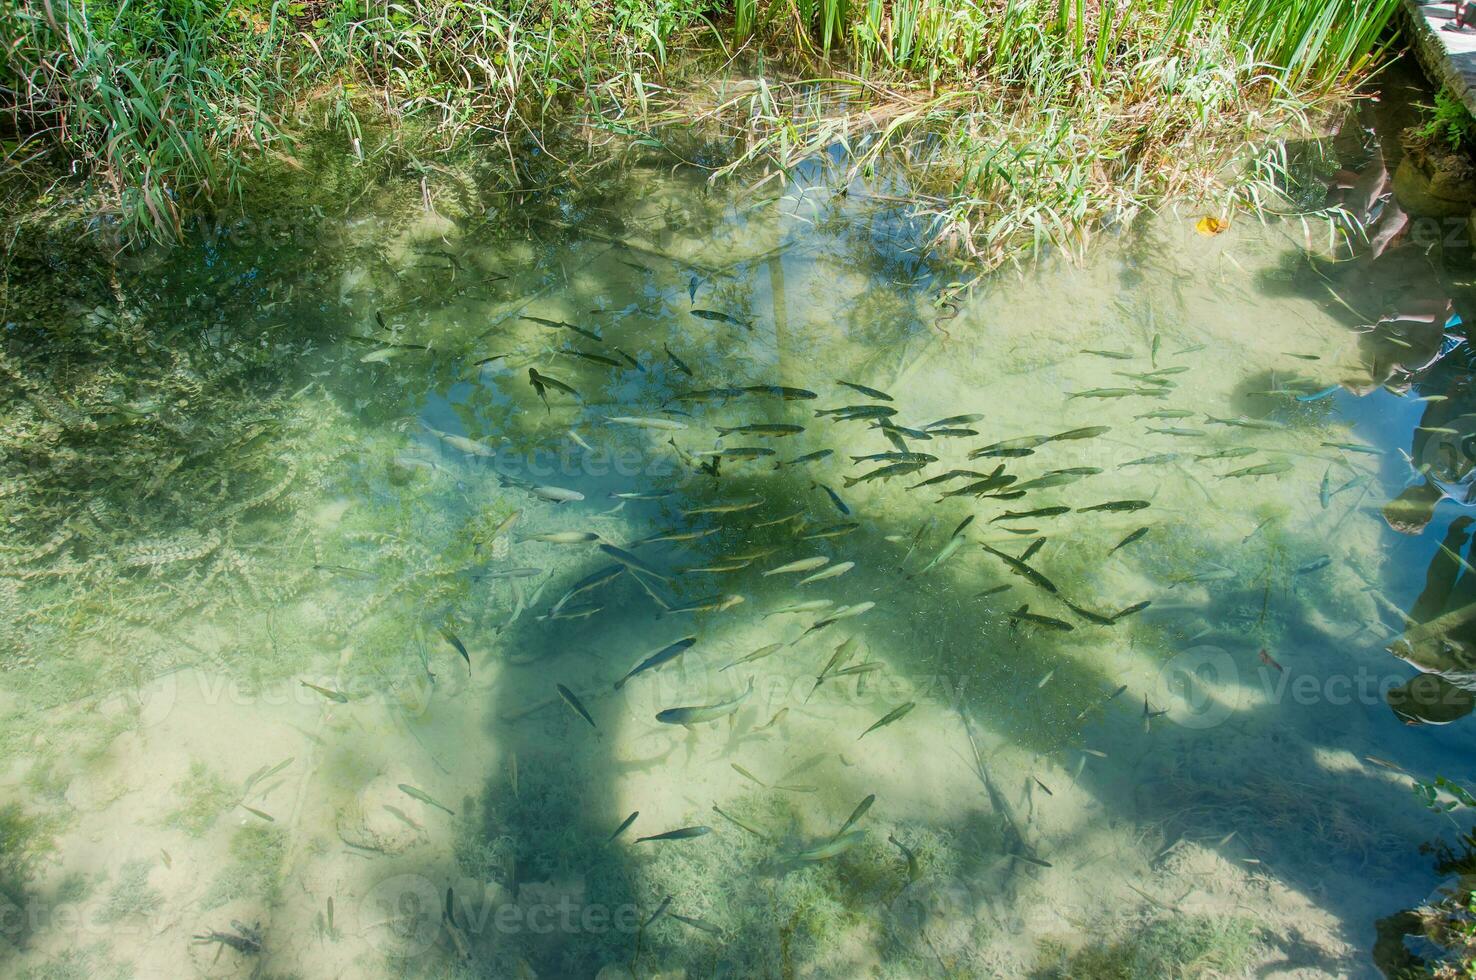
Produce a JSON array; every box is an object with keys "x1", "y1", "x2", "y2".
[{"x1": 1034, "y1": 914, "x2": 1261, "y2": 978}]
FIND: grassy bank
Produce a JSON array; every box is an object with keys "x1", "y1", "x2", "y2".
[{"x1": 0, "y1": 0, "x2": 1399, "y2": 262}]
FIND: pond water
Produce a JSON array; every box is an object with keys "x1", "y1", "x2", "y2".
[{"x1": 2, "y1": 95, "x2": 1475, "y2": 979}]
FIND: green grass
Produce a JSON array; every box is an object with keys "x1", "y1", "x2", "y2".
[{"x1": 0, "y1": 0, "x2": 1399, "y2": 260}]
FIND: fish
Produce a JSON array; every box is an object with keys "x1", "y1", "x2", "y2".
[
  {"x1": 793, "y1": 830, "x2": 867, "y2": 861},
  {"x1": 614, "y1": 637, "x2": 697, "y2": 689},
  {"x1": 1019, "y1": 538, "x2": 1045, "y2": 562},
  {"x1": 1009, "y1": 604, "x2": 1074, "y2": 631},
  {"x1": 1258, "y1": 648, "x2": 1284, "y2": 672},
  {"x1": 970, "y1": 435, "x2": 1049, "y2": 458},
  {"x1": 712, "y1": 804, "x2": 767, "y2": 838},
  {"x1": 520, "y1": 314, "x2": 603, "y2": 342},
  {"x1": 656, "y1": 678, "x2": 754, "y2": 725},
  {"x1": 937, "y1": 472, "x2": 1018, "y2": 499},
  {"x1": 607, "y1": 415, "x2": 688, "y2": 430},
  {"x1": 692, "y1": 309, "x2": 752, "y2": 329},
  {"x1": 521, "y1": 531, "x2": 600, "y2": 544},
  {"x1": 555, "y1": 684, "x2": 597, "y2": 728},
  {"x1": 982, "y1": 544, "x2": 1058, "y2": 593},
  {"x1": 764, "y1": 556, "x2": 830, "y2": 576},
  {"x1": 635, "y1": 826, "x2": 714, "y2": 843},
  {"x1": 1295, "y1": 555, "x2": 1332, "y2": 574},
  {"x1": 721, "y1": 642, "x2": 784, "y2": 671},
  {"x1": 755, "y1": 708, "x2": 788, "y2": 732},
  {"x1": 816, "y1": 484, "x2": 850, "y2": 514},
  {"x1": 715, "y1": 423, "x2": 805, "y2": 437},
  {"x1": 611, "y1": 489, "x2": 674, "y2": 501},
  {"x1": 1194, "y1": 447, "x2": 1256, "y2": 460},
  {"x1": 360, "y1": 347, "x2": 406, "y2": 363},
  {"x1": 775, "y1": 449, "x2": 834, "y2": 468},
  {"x1": 1295, "y1": 385, "x2": 1341, "y2": 402},
  {"x1": 1079, "y1": 499, "x2": 1151, "y2": 513},
  {"x1": 669, "y1": 913, "x2": 724, "y2": 935},
  {"x1": 1009, "y1": 470, "x2": 1099, "y2": 494},
  {"x1": 922, "y1": 414, "x2": 985, "y2": 431},
  {"x1": 1109, "y1": 527, "x2": 1149, "y2": 554},
  {"x1": 598, "y1": 543, "x2": 669, "y2": 579},
  {"x1": 808, "y1": 636, "x2": 863, "y2": 700},
  {"x1": 1135, "y1": 409, "x2": 1195, "y2": 420},
  {"x1": 301, "y1": 680, "x2": 349, "y2": 703},
  {"x1": 627, "y1": 526, "x2": 719, "y2": 547},
  {"x1": 241, "y1": 805, "x2": 275, "y2": 821},
  {"x1": 798, "y1": 561, "x2": 855, "y2": 585},
  {"x1": 889, "y1": 834, "x2": 920, "y2": 881},
  {"x1": 1049, "y1": 425, "x2": 1111, "y2": 441},
  {"x1": 764, "y1": 599, "x2": 834, "y2": 617},
  {"x1": 550, "y1": 565, "x2": 624, "y2": 613},
  {"x1": 399, "y1": 784, "x2": 455, "y2": 815},
  {"x1": 1120, "y1": 453, "x2": 1181, "y2": 468},
  {"x1": 527, "y1": 368, "x2": 580, "y2": 411},
  {"x1": 1321, "y1": 441, "x2": 1382, "y2": 455},
  {"x1": 1220, "y1": 461, "x2": 1292, "y2": 478},
  {"x1": 531, "y1": 485, "x2": 585, "y2": 503},
  {"x1": 664, "y1": 344, "x2": 693, "y2": 376},
  {"x1": 612, "y1": 347, "x2": 641, "y2": 370},
  {"x1": 608, "y1": 811, "x2": 639, "y2": 841},
  {"x1": 486, "y1": 567, "x2": 544, "y2": 579},
  {"x1": 858, "y1": 703, "x2": 915, "y2": 739},
  {"x1": 1205, "y1": 415, "x2": 1285, "y2": 430},
  {"x1": 844, "y1": 461, "x2": 928, "y2": 486},
  {"x1": 815, "y1": 404, "x2": 898, "y2": 420},
  {"x1": 990, "y1": 507, "x2": 1070, "y2": 523},
  {"x1": 852, "y1": 451, "x2": 937, "y2": 464},
  {"x1": 1146, "y1": 427, "x2": 1204, "y2": 437},
  {"x1": 558, "y1": 347, "x2": 624, "y2": 368},
  {"x1": 1320, "y1": 467, "x2": 1332, "y2": 509},
  {"x1": 925, "y1": 427, "x2": 977, "y2": 437},
  {"x1": 1033, "y1": 776, "x2": 1054, "y2": 796},
  {"x1": 911, "y1": 469, "x2": 993, "y2": 489},
  {"x1": 834, "y1": 794, "x2": 876, "y2": 837},
  {"x1": 1069, "y1": 387, "x2": 1166, "y2": 398},
  {"x1": 1081, "y1": 349, "x2": 1135, "y2": 359},
  {"x1": 838, "y1": 380, "x2": 894, "y2": 401},
  {"x1": 421, "y1": 423, "x2": 497, "y2": 457},
  {"x1": 793, "y1": 601, "x2": 876, "y2": 641},
  {"x1": 688, "y1": 275, "x2": 700, "y2": 302},
  {"x1": 693, "y1": 446, "x2": 776, "y2": 460},
  {"x1": 437, "y1": 626, "x2": 471, "y2": 673},
  {"x1": 912, "y1": 515, "x2": 975, "y2": 576},
  {"x1": 740, "y1": 385, "x2": 817, "y2": 400},
  {"x1": 661, "y1": 594, "x2": 745, "y2": 615},
  {"x1": 683, "y1": 499, "x2": 763, "y2": 516},
  {"x1": 669, "y1": 387, "x2": 746, "y2": 403},
  {"x1": 1169, "y1": 567, "x2": 1235, "y2": 584},
  {"x1": 801, "y1": 522, "x2": 861, "y2": 540},
  {"x1": 681, "y1": 560, "x2": 753, "y2": 574},
  {"x1": 1151, "y1": 333, "x2": 1161, "y2": 365}
]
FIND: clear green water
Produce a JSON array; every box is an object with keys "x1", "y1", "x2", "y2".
[{"x1": 1, "y1": 134, "x2": 1474, "y2": 979}]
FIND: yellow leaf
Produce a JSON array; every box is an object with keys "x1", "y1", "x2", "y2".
[{"x1": 1195, "y1": 216, "x2": 1227, "y2": 236}]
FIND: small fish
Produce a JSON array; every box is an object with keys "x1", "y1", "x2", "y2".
[
  {"x1": 655, "y1": 678, "x2": 755, "y2": 725},
  {"x1": 693, "y1": 446, "x2": 776, "y2": 460},
  {"x1": 991, "y1": 507, "x2": 1070, "y2": 523},
  {"x1": 764, "y1": 556, "x2": 830, "y2": 576},
  {"x1": 301, "y1": 680, "x2": 349, "y2": 703},
  {"x1": 815, "y1": 404, "x2": 899, "y2": 420},
  {"x1": 858, "y1": 702, "x2": 915, "y2": 739},
  {"x1": 1081, "y1": 349, "x2": 1135, "y2": 359},
  {"x1": 598, "y1": 543, "x2": 669, "y2": 579},
  {"x1": 614, "y1": 637, "x2": 697, "y2": 689},
  {"x1": 628, "y1": 526, "x2": 718, "y2": 547},
  {"x1": 925, "y1": 413, "x2": 985, "y2": 429},
  {"x1": 692, "y1": 309, "x2": 752, "y2": 329},
  {"x1": 1079, "y1": 499, "x2": 1151, "y2": 513},
  {"x1": 683, "y1": 499, "x2": 764, "y2": 516},
  {"x1": 241, "y1": 805, "x2": 275, "y2": 822},
  {"x1": 1135, "y1": 409, "x2": 1195, "y2": 420},
  {"x1": 160, "y1": 849, "x2": 172, "y2": 869},
  {"x1": 1070, "y1": 387, "x2": 1166, "y2": 399},
  {"x1": 607, "y1": 415, "x2": 688, "y2": 431},
  {"x1": 1146, "y1": 426, "x2": 1204, "y2": 437},
  {"x1": 1220, "y1": 461, "x2": 1292, "y2": 478},
  {"x1": 712, "y1": 804, "x2": 767, "y2": 838},
  {"x1": 556, "y1": 684, "x2": 597, "y2": 728},
  {"x1": 521, "y1": 531, "x2": 600, "y2": 544},
  {"x1": 1258, "y1": 648, "x2": 1284, "y2": 673},
  {"x1": 912, "y1": 515, "x2": 975, "y2": 576},
  {"x1": 1319, "y1": 466, "x2": 1332, "y2": 509},
  {"x1": 669, "y1": 913, "x2": 724, "y2": 935},
  {"x1": 520, "y1": 314, "x2": 603, "y2": 342},
  {"x1": 635, "y1": 826, "x2": 713, "y2": 843},
  {"x1": 853, "y1": 451, "x2": 937, "y2": 464},
  {"x1": 741, "y1": 385, "x2": 817, "y2": 400},
  {"x1": 1049, "y1": 425, "x2": 1111, "y2": 441},
  {"x1": 609, "y1": 811, "x2": 640, "y2": 841},
  {"x1": 838, "y1": 380, "x2": 894, "y2": 401},
  {"x1": 688, "y1": 275, "x2": 700, "y2": 302},
  {"x1": 531, "y1": 485, "x2": 585, "y2": 503},
  {"x1": 795, "y1": 601, "x2": 876, "y2": 641},
  {"x1": 1195, "y1": 447, "x2": 1257, "y2": 460},
  {"x1": 1151, "y1": 333, "x2": 1161, "y2": 365},
  {"x1": 1120, "y1": 453, "x2": 1180, "y2": 468},
  {"x1": 1033, "y1": 776, "x2": 1054, "y2": 796},
  {"x1": 798, "y1": 561, "x2": 855, "y2": 585},
  {"x1": 801, "y1": 522, "x2": 861, "y2": 540},
  {"x1": 720, "y1": 642, "x2": 783, "y2": 671},
  {"x1": 764, "y1": 599, "x2": 834, "y2": 617},
  {"x1": 1321, "y1": 441, "x2": 1382, "y2": 455},
  {"x1": 834, "y1": 794, "x2": 876, "y2": 837},
  {"x1": 775, "y1": 449, "x2": 834, "y2": 468},
  {"x1": 755, "y1": 707, "x2": 788, "y2": 732},
  {"x1": 844, "y1": 461, "x2": 927, "y2": 486},
  {"x1": 715, "y1": 423, "x2": 805, "y2": 437},
  {"x1": 559, "y1": 347, "x2": 624, "y2": 368},
  {"x1": 399, "y1": 784, "x2": 455, "y2": 815},
  {"x1": 1010, "y1": 604, "x2": 1074, "y2": 631},
  {"x1": 970, "y1": 435, "x2": 1049, "y2": 458},
  {"x1": 1295, "y1": 385, "x2": 1341, "y2": 402},
  {"x1": 1295, "y1": 555, "x2": 1332, "y2": 574},
  {"x1": 1109, "y1": 527, "x2": 1150, "y2": 554},
  {"x1": 808, "y1": 636, "x2": 863, "y2": 699},
  {"x1": 1062, "y1": 600, "x2": 1116, "y2": 626},
  {"x1": 793, "y1": 830, "x2": 866, "y2": 861},
  {"x1": 437, "y1": 626, "x2": 471, "y2": 674},
  {"x1": 669, "y1": 386, "x2": 746, "y2": 403},
  {"x1": 612, "y1": 489, "x2": 674, "y2": 501},
  {"x1": 889, "y1": 834, "x2": 920, "y2": 881},
  {"x1": 661, "y1": 594, "x2": 744, "y2": 615},
  {"x1": 664, "y1": 345, "x2": 693, "y2": 377},
  {"x1": 1205, "y1": 415, "x2": 1285, "y2": 430},
  {"x1": 982, "y1": 545, "x2": 1058, "y2": 594},
  {"x1": 815, "y1": 484, "x2": 850, "y2": 514}
]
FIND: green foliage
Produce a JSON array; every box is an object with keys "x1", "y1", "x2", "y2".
[
  {"x1": 96, "y1": 859, "x2": 162, "y2": 924},
  {"x1": 1420, "y1": 89, "x2": 1476, "y2": 154},
  {"x1": 201, "y1": 825, "x2": 287, "y2": 910},
  {"x1": 1416, "y1": 775, "x2": 1476, "y2": 813},
  {"x1": 0, "y1": 802, "x2": 51, "y2": 913},
  {"x1": 1037, "y1": 914, "x2": 1259, "y2": 978},
  {"x1": 165, "y1": 761, "x2": 238, "y2": 838}
]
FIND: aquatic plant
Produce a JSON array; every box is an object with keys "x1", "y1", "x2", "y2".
[
  {"x1": 1036, "y1": 913, "x2": 1260, "y2": 978},
  {"x1": 95, "y1": 859, "x2": 162, "y2": 924},
  {"x1": 164, "y1": 761, "x2": 238, "y2": 838},
  {"x1": 0, "y1": 802, "x2": 52, "y2": 916},
  {"x1": 1419, "y1": 89, "x2": 1476, "y2": 155},
  {"x1": 201, "y1": 825, "x2": 287, "y2": 911}
]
